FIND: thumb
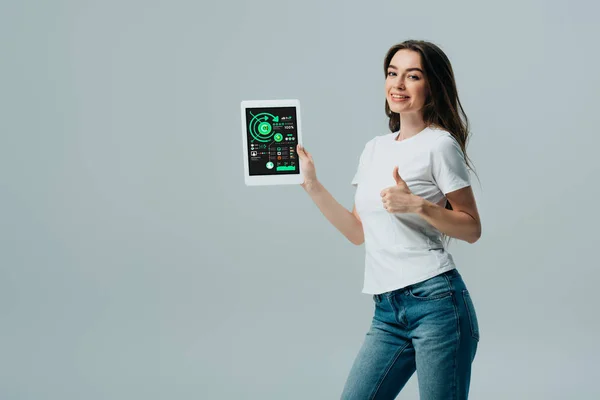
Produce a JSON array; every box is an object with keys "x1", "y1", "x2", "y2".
[
  {"x1": 298, "y1": 144, "x2": 312, "y2": 161},
  {"x1": 393, "y1": 166, "x2": 404, "y2": 185}
]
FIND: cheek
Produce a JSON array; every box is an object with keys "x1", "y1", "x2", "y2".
[
  {"x1": 411, "y1": 84, "x2": 427, "y2": 102},
  {"x1": 384, "y1": 80, "x2": 392, "y2": 93}
]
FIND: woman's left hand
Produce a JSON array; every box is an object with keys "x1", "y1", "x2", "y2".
[{"x1": 380, "y1": 166, "x2": 424, "y2": 214}]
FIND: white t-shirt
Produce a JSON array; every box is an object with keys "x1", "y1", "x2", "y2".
[{"x1": 352, "y1": 126, "x2": 471, "y2": 295}]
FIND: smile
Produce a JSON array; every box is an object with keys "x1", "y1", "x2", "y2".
[{"x1": 391, "y1": 94, "x2": 410, "y2": 102}]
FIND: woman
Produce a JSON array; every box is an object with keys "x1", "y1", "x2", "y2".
[{"x1": 296, "y1": 40, "x2": 482, "y2": 399}]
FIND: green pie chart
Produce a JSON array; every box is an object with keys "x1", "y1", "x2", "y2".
[
  {"x1": 258, "y1": 122, "x2": 272, "y2": 135},
  {"x1": 249, "y1": 112, "x2": 277, "y2": 142}
]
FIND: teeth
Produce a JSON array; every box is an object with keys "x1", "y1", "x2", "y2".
[{"x1": 392, "y1": 95, "x2": 408, "y2": 99}]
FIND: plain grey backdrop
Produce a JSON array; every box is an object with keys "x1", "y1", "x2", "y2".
[{"x1": 2, "y1": 0, "x2": 599, "y2": 399}]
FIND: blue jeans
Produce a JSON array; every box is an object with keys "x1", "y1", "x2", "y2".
[{"x1": 341, "y1": 268, "x2": 480, "y2": 400}]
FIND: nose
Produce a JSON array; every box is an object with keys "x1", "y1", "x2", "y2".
[{"x1": 394, "y1": 77, "x2": 405, "y2": 90}]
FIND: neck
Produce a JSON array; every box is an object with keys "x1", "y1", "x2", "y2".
[{"x1": 396, "y1": 112, "x2": 427, "y2": 141}]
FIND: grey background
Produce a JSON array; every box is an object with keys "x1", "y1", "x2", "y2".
[{"x1": 1, "y1": 0, "x2": 599, "y2": 399}]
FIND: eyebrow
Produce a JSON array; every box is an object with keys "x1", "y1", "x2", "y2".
[{"x1": 387, "y1": 65, "x2": 424, "y2": 73}]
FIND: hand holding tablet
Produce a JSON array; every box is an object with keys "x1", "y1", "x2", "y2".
[
  {"x1": 296, "y1": 144, "x2": 317, "y2": 189},
  {"x1": 240, "y1": 99, "x2": 304, "y2": 186}
]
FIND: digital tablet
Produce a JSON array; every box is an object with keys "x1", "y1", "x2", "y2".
[{"x1": 240, "y1": 99, "x2": 303, "y2": 186}]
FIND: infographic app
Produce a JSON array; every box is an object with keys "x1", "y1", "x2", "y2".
[{"x1": 245, "y1": 107, "x2": 299, "y2": 176}]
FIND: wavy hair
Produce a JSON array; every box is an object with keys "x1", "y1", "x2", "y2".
[{"x1": 384, "y1": 40, "x2": 479, "y2": 244}]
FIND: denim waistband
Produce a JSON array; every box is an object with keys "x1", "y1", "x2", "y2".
[{"x1": 373, "y1": 268, "x2": 460, "y2": 302}]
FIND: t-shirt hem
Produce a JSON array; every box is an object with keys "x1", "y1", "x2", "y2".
[
  {"x1": 361, "y1": 266, "x2": 457, "y2": 295},
  {"x1": 443, "y1": 181, "x2": 471, "y2": 195}
]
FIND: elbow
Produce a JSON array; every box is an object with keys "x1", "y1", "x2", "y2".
[
  {"x1": 349, "y1": 235, "x2": 364, "y2": 246},
  {"x1": 467, "y1": 226, "x2": 482, "y2": 244},
  {"x1": 467, "y1": 236, "x2": 479, "y2": 244},
  {"x1": 349, "y1": 232, "x2": 365, "y2": 246},
  {"x1": 349, "y1": 219, "x2": 365, "y2": 245}
]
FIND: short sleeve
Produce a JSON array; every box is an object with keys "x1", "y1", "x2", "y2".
[
  {"x1": 351, "y1": 139, "x2": 375, "y2": 186},
  {"x1": 430, "y1": 135, "x2": 471, "y2": 194}
]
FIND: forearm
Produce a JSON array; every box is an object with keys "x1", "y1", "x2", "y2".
[
  {"x1": 416, "y1": 197, "x2": 481, "y2": 244},
  {"x1": 303, "y1": 180, "x2": 364, "y2": 245}
]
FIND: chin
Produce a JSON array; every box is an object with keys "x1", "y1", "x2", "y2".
[
  {"x1": 388, "y1": 102, "x2": 423, "y2": 115},
  {"x1": 388, "y1": 104, "x2": 409, "y2": 114}
]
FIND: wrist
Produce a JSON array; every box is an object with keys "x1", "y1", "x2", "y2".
[
  {"x1": 414, "y1": 195, "x2": 429, "y2": 215},
  {"x1": 302, "y1": 179, "x2": 321, "y2": 194}
]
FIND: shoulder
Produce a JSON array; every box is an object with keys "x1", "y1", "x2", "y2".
[
  {"x1": 371, "y1": 132, "x2": 395, "y2": 143},
  {"x1": 428, "y1": 127, "x2": 463, "y2": 153},
  {"x1": 362, "y1": 132, "x2": 395, "y2": 151},
  {"x1": 427, "y1": 126, "x2": 455, "y2": 142}
]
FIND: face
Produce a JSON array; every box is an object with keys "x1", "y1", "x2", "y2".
[{"x1": 385, "y1": 49, "x2": 428, "y2": 115}]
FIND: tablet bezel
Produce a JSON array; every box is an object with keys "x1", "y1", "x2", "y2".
[{"x1": 240, "y1": 99, "x2": 304, "y2": 186}]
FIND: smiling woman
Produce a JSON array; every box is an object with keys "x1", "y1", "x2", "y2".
[
  {"x1": 385, "y1": 53, "x2": 428, "y2": 116},
  {"x1": 296, "y1": 39, "x2": 482, "y2": 399},
  {"x1": 381, "y1": 42, "x2": 480, "y2": 246}
]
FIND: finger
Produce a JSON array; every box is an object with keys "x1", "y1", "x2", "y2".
[
  {"x1": 298, "y1": 144, "x2": 312, "y2": 161},
  {"x1": 303, "y1": 148, "x2": 313, "y2": 161},
  {"x1": 297, "y1": 145, "x2": 306, "y2": 158}
]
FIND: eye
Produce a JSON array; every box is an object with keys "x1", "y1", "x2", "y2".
[
  {"x1": 409, "y1": 75, "x2": 420, "y2": 80},
  {"x1": 387, "y1": 71, "x2": 397, "y2": 77}
]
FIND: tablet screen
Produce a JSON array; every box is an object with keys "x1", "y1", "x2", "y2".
[{"x1": 244, "y1": 106, "x2": 299, "y2": 176}]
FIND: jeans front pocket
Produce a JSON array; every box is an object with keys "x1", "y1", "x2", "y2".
[
  {"x1": 462, "y1": 289, "x2": 480, "y2": 341},
  {"x1": 407, "y1": 274, "x2": 452, "y2": 300}
]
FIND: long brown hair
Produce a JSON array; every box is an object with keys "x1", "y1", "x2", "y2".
[{"x1": 384, "y1": 40, "x2": 478, "y2": 243}]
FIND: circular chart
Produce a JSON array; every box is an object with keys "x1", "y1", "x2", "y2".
[{"x1": 249, "y1": 112, "x2": 277, "y2": 143}]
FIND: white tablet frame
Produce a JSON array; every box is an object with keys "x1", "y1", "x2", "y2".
[{"x1": 240, "y1": 99, "x2": 303, "y2": 186}]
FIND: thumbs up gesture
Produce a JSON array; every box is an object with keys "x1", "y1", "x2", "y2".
[{"x1": 380, "y1": 166, "x2": 422, "y2": 214}]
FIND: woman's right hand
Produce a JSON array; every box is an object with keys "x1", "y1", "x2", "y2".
[{"x1": 296, "y1": 144, "x2": 317, "y2": 189}]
